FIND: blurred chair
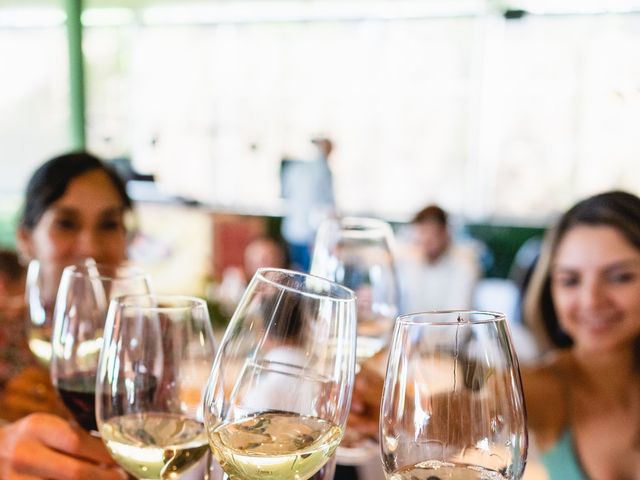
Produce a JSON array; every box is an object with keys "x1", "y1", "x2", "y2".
[
  {"x1": 508, "y1": 236, "x2": 543, "y2": 296},
  {"x1": 472, "y1": 277, "x2": 539, "y2": 364}
]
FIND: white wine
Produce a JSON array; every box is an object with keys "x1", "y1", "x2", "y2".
[
  {"x1": 101, "y1": 412, "x2": 208, "y2": 479},
  {"x1": 389, "y1": 461, "x2": 508, "y2": 480},
  {"x1": 209, "y1": 411, "x2": 343, "y2": 480},
  {"x1": 28, "y1": 330, "x2": 52, "y2": 366}
]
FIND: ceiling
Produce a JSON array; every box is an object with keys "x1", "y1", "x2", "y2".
[
  {"x1": 0, "y1": 0, "x2": 246, "y2": 8},
  {"x1": 0, "y1": 0, "x2": 360, "y2": 5},
  {"x1": 0, "y1": 0, "x2": 469, "y2": 6},
  {"x1": 1, "y1": 0, "x2": 638, "y2": 17}
]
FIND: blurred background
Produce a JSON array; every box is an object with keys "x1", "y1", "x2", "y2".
[{"x1": 1, "y1": 0, "x2": 639, "y2": 294}]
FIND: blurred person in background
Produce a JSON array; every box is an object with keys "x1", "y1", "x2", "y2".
[
  {"x1": 397, "y1": 204, "x2": 481, "y2": 313},
  {"x1": 280, "y1": 136, "x2": 336, "y2": 271},
  {"x1": 214, "y1": 235, "x2": 289, "y2": 317},
  {"x1": 0, "y1": 152, "x2": 130, "y2": 480}
]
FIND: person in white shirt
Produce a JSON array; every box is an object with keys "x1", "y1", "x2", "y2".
[{"x1": 397, "y1": 204, "x2": 481, "y2": 313}]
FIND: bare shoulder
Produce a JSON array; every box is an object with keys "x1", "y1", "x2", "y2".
[
  {"x1": 521, "y1": 352, "x2": 571, "y2": 449},
  {"x1": 522, "y1": 359, "x2": 564, "y2": 396},
  {"x1": 521, "y1": 361, "x2": 564, "y2": 417}
]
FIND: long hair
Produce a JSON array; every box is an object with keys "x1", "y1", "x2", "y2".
[{"x1": 524, "y1": 191, "x2": 640, "y2": 365}]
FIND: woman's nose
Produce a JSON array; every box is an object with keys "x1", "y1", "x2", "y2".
[
  {"x1": 75, "y1": 229, "x2": 102, "y2": 262},
  {"x1": 580, "y1": 280, "x2": 608, "y2": 310}
]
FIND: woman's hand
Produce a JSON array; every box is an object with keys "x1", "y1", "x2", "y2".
[{"x1": 0, "y1": 413, "x2": 126, "y2": 480}]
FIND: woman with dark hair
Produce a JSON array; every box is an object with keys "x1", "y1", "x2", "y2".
[
  {"x1": 17, "y1": 151, "x2": 132, "y2": 266},
  {"x1": 521, "y1": 190, "x2": 640, "y2": 479},
  {"x1": 0, "y1": 152, "x2": 131, "y2": 479}
]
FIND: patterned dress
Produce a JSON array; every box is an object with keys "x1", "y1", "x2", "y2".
[{"x1": 0, "y1": 301, "x2": 34, "y2": 389}]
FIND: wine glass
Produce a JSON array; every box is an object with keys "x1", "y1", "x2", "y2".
[
  {"x1": 203, "y1": 268, "x2": 356, "y2": 480},
  {"x1": 311, "y1": 216, "x2": 398, "y2": 367},
  {"x1": 96, "y1": 294, "x2": 216, "y2": 480},
  {"x1": 380, "y1": 311, "x2": 528, "y2": 479},
  {"x1": 310, "y1": 216, "x2": 399, "y2": 465},
  {"x1": 50, "y1": 261, "x2": 151, "y2": 432},
  {"x1": 25, "y1": 259, "x2": 67, "y2": 366}
]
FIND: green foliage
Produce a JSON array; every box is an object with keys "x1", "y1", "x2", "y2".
[{"x1": 0, "y1": 204, "x2": 19, "y2": 249}]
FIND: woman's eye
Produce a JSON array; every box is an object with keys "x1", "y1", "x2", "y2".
[
  {"x1": 55, "y1": 218, "x2": 77, "y2": 231},
  {"x1": 609, "y1": 272, "x2": 636, "y2": 284},
  {"x1": 555, "y1": 276, "x2": 579, "y2": 287},
  {"x1": 99, "y1": 219, "x2": 123, "y2": 231}
]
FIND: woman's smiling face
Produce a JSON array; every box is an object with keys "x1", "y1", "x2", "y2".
[
  {"x1": 551, "y1": 224, "x2": 640, "y2": 354},
  {"x1": 19, "y1": 169, "x2": 128, "y2": 267}
]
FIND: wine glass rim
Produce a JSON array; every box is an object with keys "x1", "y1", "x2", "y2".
[
  {"x1": 339, "y1": 216, "x2": 392, "y2": 229},
  {"x1": 114, "y1": 293, "x2": 207, "y2": 311},
  {"x1": 330, "y1": 216, "x2": 394, "y2": 236},
  {"x1": 397, "y1": 310, "x2": 506, "y2": 325},
  {"x1": 63, "y1": 261, "x2": 146, "y2": 281},
  {"x1": 255, "y1": 267, "x2": 356, "y2": 301}
]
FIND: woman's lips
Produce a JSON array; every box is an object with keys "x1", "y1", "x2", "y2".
[{"x1": 578, "y1": 314, "x2": 620, "y2": 334}]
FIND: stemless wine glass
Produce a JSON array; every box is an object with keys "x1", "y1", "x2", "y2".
[
  {"x1": 380, "y1": 311, "x2": 528, "y2": 480},
  {"x1": 25, "y1": 259, "x2": 67, "y2": 366},
  {"x1": 50, "y1": 261, "x2": 151, "y2": 431},
  {"x1": 96, "y1": 294, "x2": 216, "y2": 480},
  {"x1": 203, "y1": 268, "x2": 356, "y2": 480}
]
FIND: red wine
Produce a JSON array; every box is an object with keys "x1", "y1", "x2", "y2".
[
  {"x1": 57, "y1": 374, "x2": 99, "y2": 431},
  {"x1": 57, "y1": 373, "x2": 159, "y2": 432}
]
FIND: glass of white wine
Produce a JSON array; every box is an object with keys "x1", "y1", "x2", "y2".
[
  {"x1": 310, "y1": 216, "x2": 399, "y2": 465},
  {"x1": 25, "y1": 259, "x2": 66, "y2": 366},
  {"x1": 203, "y1": 268, "x2": 357, "y2": 480},
  {"x1": 380, "y1": 311, "x2": 528, "y2": 480},
  {"x1": 96, "y1": 294, "x2": 216, "y2": 480},
  {"x1": 51, "y1": 261, "x2": 150, "y2": 432}
]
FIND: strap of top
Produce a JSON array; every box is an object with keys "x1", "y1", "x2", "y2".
[
  {"x1": 540, "y1": 430, "x2": 588, "y2": 480},
  {"x1": 541, "y1": 358, "x2": 590, "y2": 479}
]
